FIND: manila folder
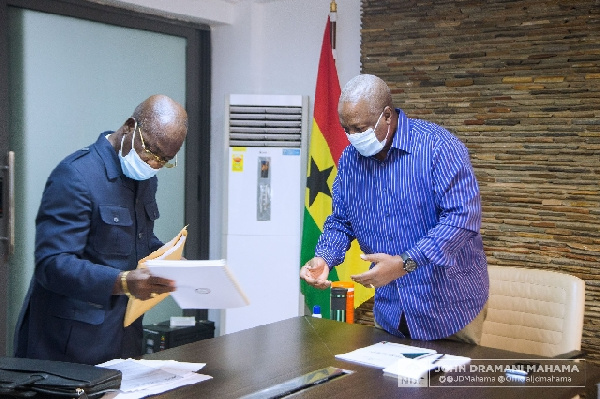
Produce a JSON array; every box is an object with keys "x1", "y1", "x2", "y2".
[
  {"x1": 123, "y1": 226, "x2": 187, "y2": 327},
  {"x1": 145, "y1": 259, "x2": 250, "y2": 309}
]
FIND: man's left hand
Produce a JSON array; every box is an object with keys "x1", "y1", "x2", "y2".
[{"x1": 350, "y1": 253, "x2": 406, "y2": 289}]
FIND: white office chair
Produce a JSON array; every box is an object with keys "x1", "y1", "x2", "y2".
[{"x1": 480, "y1": 265, "x2": 585, "y2": 358}]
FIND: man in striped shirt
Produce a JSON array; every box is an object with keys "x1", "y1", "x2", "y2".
[{"x1": 300, "y1": 74, "x2": 488, "y2": 344}]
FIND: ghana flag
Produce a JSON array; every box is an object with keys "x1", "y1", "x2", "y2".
[{"x1": 300, "y1": 16, "x2": 373, "y2": 319}]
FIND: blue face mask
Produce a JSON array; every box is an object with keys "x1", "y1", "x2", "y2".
[
  {"x1": 119, "y1": 130, "x2": 159, "y2": 180},
  {"x1": 346, "y1": 110, "x2": 390, "y2": 157}
]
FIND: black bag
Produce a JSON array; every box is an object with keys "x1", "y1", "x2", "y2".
[{"x1": 0, "y1": 357, "x2": 122, "y2": 398}]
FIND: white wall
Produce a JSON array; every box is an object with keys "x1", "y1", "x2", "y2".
[{"x1": 209, "y1": 0, "x2": 361, "y2": 260}]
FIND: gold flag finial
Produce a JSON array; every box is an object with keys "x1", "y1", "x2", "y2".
[{"x1": 329, "y1": 0, "x2": 337, "y2": 59}]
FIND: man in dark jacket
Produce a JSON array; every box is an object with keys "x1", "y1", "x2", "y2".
[{"x1": 14, "y1": 95, "x2": 187, "y2": 365}]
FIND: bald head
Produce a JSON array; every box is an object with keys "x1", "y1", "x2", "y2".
[
  {"x1": 132, "y1": 95, "x2": 188, "y2": 159},
  {"x1": 339, "y1": 74, "x2": 393, "y2": 120}
]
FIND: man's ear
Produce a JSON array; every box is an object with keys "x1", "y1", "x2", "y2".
[
  {"x1": 383, "y1": 106, "x2": 392, "y2": 125},
  {"x1": 124, "y1": 117, "x2": 136, "y2": 131}
]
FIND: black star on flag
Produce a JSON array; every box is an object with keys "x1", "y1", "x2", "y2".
[{"x1": 306, "y1": 157, "x2": 333, "y2": 207}]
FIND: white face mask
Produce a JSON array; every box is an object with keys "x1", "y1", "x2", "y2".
[
  {"x1": 346, "y1": 110, "x2": 390, "y2": 157},
  {"x1": 118, "y1": 128, "x2": 159, "y2": 181}
]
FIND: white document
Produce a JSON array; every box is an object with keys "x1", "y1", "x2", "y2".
[
  {"x1": 98, "y1": 358, "x2": 211, "y2": 399},
  {"x1": 157, "y1": 235, "x2": 186, "y2": 260},
  {"x1": 335, "y1": 341, "x2": 437, "y2": 369},
  {"x1": 383, "y1": 353, "x2": 471, "y2": 379},
  {"x1": 145, "y1": 259, "x2": 250, "y2": 309},
  {"x1": 101, "y1": 359, "x2": 182, "y2": 392}
]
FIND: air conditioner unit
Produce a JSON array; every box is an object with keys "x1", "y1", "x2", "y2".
[{"x1": 221, "y1": 94, "x2": 309, "y2": 335}]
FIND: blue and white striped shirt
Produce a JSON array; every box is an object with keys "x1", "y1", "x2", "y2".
[{"x1": 315, "y1": 108, "x2": 489, "y2": 340}]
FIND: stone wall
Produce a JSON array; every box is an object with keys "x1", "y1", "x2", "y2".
[{"x1": 360, "y1": 0, "x2": 600, "y2": 361}]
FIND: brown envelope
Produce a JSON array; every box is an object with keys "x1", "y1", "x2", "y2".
[{"x1": 123, "y1": 226, "x2": 188, "y2": 327}]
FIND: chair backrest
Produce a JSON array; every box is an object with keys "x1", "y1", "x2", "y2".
[{"x1": 480, "y1": 265, "x2": 585, "y2": 357}]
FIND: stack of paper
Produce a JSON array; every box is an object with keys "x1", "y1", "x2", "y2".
[
  {"x1": 335, "y1": 341, "x2": 470, "y2": 380},
  {"x1": 382, "y1": 353, "x2": 471, "y2": 379},
  {"x1": 124, "y1": 226, "x2": 188, "y2": 327},
  {"x1": 335, "y1": 341, "x2": 437, "y2": 369},
  {"x1": 98, "y1": 358, "x2": 212, "y2": 399},
  {"x1": 145, "y1": 259, "x2": 250, "y2": 309},
  {"x1": 123, "y1": 226, "x2": 250, "y2": 325}
]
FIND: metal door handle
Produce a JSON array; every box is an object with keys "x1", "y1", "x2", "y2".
[{"x1": 0, "y1": 151, "x2": 15, "y2": 256}]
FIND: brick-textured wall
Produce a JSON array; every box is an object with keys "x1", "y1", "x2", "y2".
[{"x1": 360, "y1": 0, "x2": 600, "y2": 361}]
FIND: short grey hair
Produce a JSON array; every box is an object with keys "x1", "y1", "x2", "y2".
[{"x1": 339, "y1": 74, "x2": 392, "y2": 118}]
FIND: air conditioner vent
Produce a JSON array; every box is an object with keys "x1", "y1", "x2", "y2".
[{"x1": 227, "y1": 96, "x2": 305, "y2": 148}]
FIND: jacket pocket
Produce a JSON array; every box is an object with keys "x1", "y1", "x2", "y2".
[
  {"x1": 94, "y1": 205, "x2": 133, "y2": 255},
  {"x1": 50, "y1": 295, "x2": 105, "y2": 325}
]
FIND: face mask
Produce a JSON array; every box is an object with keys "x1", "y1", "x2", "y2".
[
  {"x1": 119, "y1": 130, "x2": 159, "y2": 180},
  {"x1": 346, "y1": 110, "x2": 390, "y2": 157}
]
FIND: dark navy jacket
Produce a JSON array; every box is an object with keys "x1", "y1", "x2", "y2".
[{"x1": 14, "y1": 133, "x2": 163, "y2": 365}]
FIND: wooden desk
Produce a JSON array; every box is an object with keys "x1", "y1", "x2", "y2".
[{"x1": 143, "y1": 316, "x2": 599, "y2": 398}]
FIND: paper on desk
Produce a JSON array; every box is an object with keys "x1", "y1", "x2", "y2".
[
  {"x1": 103, "y1": 359, "x2": 181, "y2": 392},
  {"x1": 98, "y1": 358, "x2": 211, "y2": 399},
  {"x1": 123, "y1": 226, "x2": 188, "y2": 327},
  {"x1": 101, "y1": 374, "x2": 210, "y2": 399},
  {"x1": 382, "y1": 353, "x2": 471, "y2": 379},
  {"x1": 145, "y1": 259, "x2": 250, "y2": 309},
  {"x1": 335, "y1": 341, "x2": 437, "y2": 369},
  {"x1": 135, "y1": 359, "x2": 205, "y2": 376}
]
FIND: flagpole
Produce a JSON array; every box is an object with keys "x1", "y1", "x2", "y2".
[
  {"x1": 329, "y1": 0, "x2": 337, "y2": 60},
  {"x1": 301, "y1": 13, "x2": 344, "y2": 319}
]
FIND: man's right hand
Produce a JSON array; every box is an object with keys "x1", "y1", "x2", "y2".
[
  {"x1": 117, "y1": 268, "x2": 176, "y2": 300},
  {"x1": 300, "y1": 257, "x2": 331, "y2": 289}
]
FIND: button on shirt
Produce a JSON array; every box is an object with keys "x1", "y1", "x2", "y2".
[{"x1": 315, "y1": 109, "x2": 489, "y2": 340}]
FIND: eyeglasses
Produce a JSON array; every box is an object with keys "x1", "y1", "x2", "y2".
[{"x1": 135, "y1": 122, "x2": 177, "y2": 168}]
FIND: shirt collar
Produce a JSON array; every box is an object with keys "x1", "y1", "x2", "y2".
[{"x1": 390, "y1": 108, "x2": 411, "y2": 154}]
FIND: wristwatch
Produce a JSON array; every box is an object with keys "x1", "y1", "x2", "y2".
[{"x1": 400, "y1": 253, "x2": 418, "y2": 273}]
